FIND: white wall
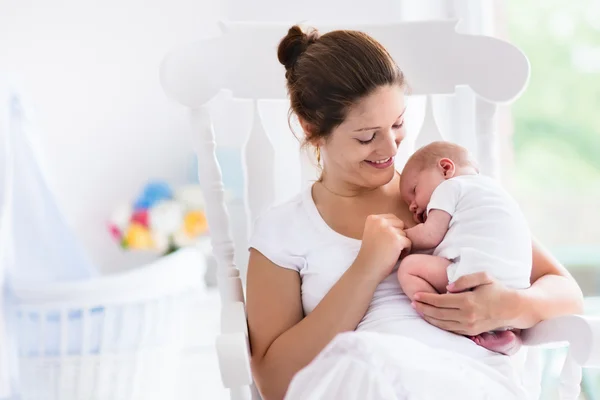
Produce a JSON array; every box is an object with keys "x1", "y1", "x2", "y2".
[
  {"x1": 0, "y1": 0, "x2": 223, "y2": 273},
  {"x1": 225, "y1": 0, "x2": 404, "y2": 22}
]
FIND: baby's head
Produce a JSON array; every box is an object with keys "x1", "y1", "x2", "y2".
[{"x1": 400, "y1": 141, "x2": 477, "y2": 223}]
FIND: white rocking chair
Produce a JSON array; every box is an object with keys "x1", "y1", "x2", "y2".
[{"x1": 159, "y1": 20, "x2": 600, "y2": 400}]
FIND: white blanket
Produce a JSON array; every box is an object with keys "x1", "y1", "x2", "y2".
[{"x1": 285, "y1": 331, "x2": 530, "y2": 400}]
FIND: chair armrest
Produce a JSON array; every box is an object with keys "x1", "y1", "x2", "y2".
[{"x1": 522, "y1": 314, "x2": 600, "y2": 367}]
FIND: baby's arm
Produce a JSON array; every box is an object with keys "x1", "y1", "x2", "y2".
[{"x1": 405, "y1": 209, "x2": 451, "y2": 250}]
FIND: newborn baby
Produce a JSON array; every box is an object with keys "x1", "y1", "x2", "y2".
[{"x1": 398, "y1": 141, "x2": 532, "y2": 355}]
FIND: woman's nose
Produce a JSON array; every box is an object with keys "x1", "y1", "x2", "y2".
[
  {"x1": 381, "y1": 129, "x2": 399, "y2": 154},
  {"x1": 394, "y1": 129, "x2": 404, "y2": 147}
]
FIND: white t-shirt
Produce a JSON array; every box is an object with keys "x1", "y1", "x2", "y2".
[
  {"x1": 426, "y1": 175, "x2": 532, "y2": 289},
  {"x1": 249, "y1": 183, "x2": 528, "y2": 377}
]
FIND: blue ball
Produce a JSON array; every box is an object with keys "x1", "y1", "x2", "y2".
[{"x1": 134, "y1": 181, "x2": 173, "y2": 210}]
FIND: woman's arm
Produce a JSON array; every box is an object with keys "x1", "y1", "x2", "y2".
[
  {"x1": 507, "y1": 239, "x2": 584, "y2": 328},
  {"x1": 248, "y1": 214, "x2": 411, "y2": 399},
  {"x1": 247, "y1": 249, "x2": 381, "y2": 400},
  {"x1": 411, "y1": 240, "x2": 584, "y2": 335}
]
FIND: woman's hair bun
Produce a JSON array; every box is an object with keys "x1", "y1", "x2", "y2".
[{"x1": 277, "y1": 25, "x2": 320, "y2": 71}]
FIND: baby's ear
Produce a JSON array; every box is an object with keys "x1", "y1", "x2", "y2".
[{"x1": 439, "y1": 158, "x2": 456, "y2": 178}]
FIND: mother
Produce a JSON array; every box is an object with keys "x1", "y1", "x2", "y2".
[{"x1": 246, "y1": 25, "x2": 583, "y2": 400}]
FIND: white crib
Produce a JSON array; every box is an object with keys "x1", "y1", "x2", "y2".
[
  {"x1": 159, "y1": 20, "x2": 600, "y2": 400},
  {"x1": 10, "y1": 247, "x2": 205, "y2": 400},
  {"x1": 0, "y1": 87, "x2": 210, "y2": 399}
]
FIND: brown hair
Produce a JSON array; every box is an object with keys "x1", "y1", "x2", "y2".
[
  {"x1": 277, "y1": 25, "x2": 404, "y2": 145},
  {"x1": 404, "y1": 141, "x2": 478, "y2": 172}
]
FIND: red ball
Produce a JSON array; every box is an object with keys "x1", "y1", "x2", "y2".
[{"x1": 131, "y1": 209, "x2": 150, "y2": 227}]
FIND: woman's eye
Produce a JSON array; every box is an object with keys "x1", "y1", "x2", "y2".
[
  {"x1": 393, "y1": 121, "x2": 404, "y2": 129},
  {"x1": 358, "y1": 134, "x2": 376, "y2": 145}
]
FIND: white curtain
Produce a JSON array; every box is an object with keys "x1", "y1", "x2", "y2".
[{"x1": 0, "y1": 90, "x2": 98, "y2": 286}]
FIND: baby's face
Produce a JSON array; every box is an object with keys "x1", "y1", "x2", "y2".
[{"x1": 400, "y1": 165, "x2": 445, "y2": 223}]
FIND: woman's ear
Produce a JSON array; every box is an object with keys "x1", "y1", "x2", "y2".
[
  {"x1": 439, "y1": 158, "x2": 456, "y2": 179},
  {"x1": 299, "y1": 117, "x2": 314, "y2": 138},
  {"x1": 299, "y1": 117, "x2": 322, "y2": 147}
]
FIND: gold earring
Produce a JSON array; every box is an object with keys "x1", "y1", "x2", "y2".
[{"x1": 315, "y1": 147, "x2": 322, "y2": 167}]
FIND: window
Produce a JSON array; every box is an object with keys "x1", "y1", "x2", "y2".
[{"x1": 507, "y1": 0, "x2": 600, "y2": 268}]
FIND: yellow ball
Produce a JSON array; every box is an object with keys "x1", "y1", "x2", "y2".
[
  {"x1": 183, "y1": 211, "x2": 208, "y2": 238},
  {"x1": 125, "y1": 223, "x2": 155, "y2": 249}
]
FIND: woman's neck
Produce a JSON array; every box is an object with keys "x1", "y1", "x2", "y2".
[{"x1": 318, "y1": 171, "x2": 399, "y2": 200}]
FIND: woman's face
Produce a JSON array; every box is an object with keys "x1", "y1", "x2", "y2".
[{"x1": 318, "y1": 85, "x2": 407, "y2": 190}]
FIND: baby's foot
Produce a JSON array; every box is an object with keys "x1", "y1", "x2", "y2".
[{"x1": 471, "y1": 330, "x2": 522, "y2": 356}]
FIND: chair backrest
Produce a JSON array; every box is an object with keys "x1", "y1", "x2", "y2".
[{"x1": 160, "y1": 20, "x2": 529, "y2": 292}]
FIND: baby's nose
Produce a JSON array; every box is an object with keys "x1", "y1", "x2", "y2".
[{"x1": 409, "y1": 203, "x2": 417, "y2": 212}]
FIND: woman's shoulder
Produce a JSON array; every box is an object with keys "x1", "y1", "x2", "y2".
[
  {"x1": 251, "y1": 186, "x2": 314, "y2": 239},
  {"x1": 249, "y1": 187, "x2": 315, "y2": 271},
  {"x1": 255, "y1": 189, "x2": 307, "y2": 223}
]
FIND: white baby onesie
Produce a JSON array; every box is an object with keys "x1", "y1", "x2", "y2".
[{"x1": 426, "y1": 174, "x2": 532, "y2": 289}]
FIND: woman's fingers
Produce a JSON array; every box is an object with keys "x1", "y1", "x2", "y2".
[
  {"x1": 395, "y1": 229, "x2": 407, "y2": 236},
  {"x1": 412, "y1": 300, "x2": 461, "y2": 321},
  {"x1": 414, "y1": 274, "x2": 509, "y2": 335},
  {"x1": 388, "y1": 217, "x2": 405, "y2": 229},
  {"x1": 447, "y1": 272, "x2": 494, "y2": 293},
  {"x1": 414, "y1": 297, "x2": 479, "y2": 332},
  {"x1": 419, "y1": 314, "x2": 466, "y2": 334},
  {"x1": 399, "y1": 235, "x2": 412, "y2": 251},
  {"x1": 414, "y1": 292, "x2": 465, "y2": 309}
]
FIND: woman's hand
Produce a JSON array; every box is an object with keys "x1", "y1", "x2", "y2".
[
  {"x1": 411, "y1": 272, "x2": 516, "y2": 336},
  {"x1": 355, "y1": 214, "x2": 412, "y2": 282}
]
